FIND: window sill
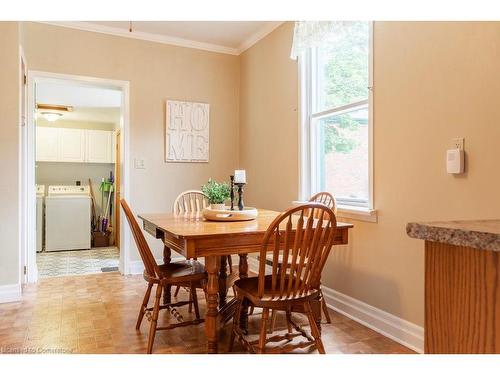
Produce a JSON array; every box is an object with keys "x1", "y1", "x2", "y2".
[
  {"x1": 292, "y1": 200, "x2": 378, "y2": 223},
  {"x1": 336, "y1": 205, "x2": 378, "y2": 223}
]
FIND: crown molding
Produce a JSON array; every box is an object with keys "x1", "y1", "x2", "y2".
[
  {"x1": 37, "y1": 21, "x2": 286, "y2": 56},
  {"x1": 236, "y1": 21, "x2": 285, "y2": 54},
  {"x1": 38, "y1": 21, "x2": 240, "y2": 55}
]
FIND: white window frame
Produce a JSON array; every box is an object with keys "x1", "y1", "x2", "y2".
[{"x1": 298, "y1": 22, "x2": 377, "y2": 222}]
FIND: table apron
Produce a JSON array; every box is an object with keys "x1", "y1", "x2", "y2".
[{"x1": 158, "y1": 228, "x2": 349, "y2": 258}]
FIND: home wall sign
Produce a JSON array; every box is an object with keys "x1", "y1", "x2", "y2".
[{"x1": 165, "y1": 100, "x2": 209, "y2": 162}]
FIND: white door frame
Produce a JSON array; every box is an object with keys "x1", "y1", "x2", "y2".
[
  {"x1": 19, "y1": 45, "x2": 28, "y2": 286},
  {"x1": 24, "y1": 70, "x2": 131, "y2": 283}
]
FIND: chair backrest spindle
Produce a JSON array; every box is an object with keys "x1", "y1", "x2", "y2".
[
  {"x1": 173, "y1": 190, "x2": 209, "y2": 215},
  {"x1": 258, "y1": 203, "x2": 337, "y2": 300},
  {"x1": 309, "y1": 192, "x2": 337, "y2": 218}
]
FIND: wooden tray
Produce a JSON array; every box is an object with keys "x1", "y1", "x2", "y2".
[{"x1": 202, "y1": 207, "x2": 258, "y2": 222}]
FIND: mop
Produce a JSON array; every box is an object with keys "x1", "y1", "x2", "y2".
[{"x1": 101, "y1": 184, "x2": 114, "y2": 233}]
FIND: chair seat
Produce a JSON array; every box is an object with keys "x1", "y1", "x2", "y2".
[
  {"x1": 234, "y1": 275, "x2": 319, "y2": 308},
  {"x1": 143, "y1": 260, "x2": 207, "y2": 284}
]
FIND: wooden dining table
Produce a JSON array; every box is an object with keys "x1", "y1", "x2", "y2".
[{"x1": 139, "y1": 208, "x2": 353, "y2": 353}]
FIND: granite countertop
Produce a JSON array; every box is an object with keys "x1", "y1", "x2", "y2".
[{"x1": 406, "y1": 220, "x2": 500, "y2": 251}]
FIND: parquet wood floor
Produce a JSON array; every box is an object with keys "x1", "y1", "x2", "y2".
[{"x1": 0, "y1": 272, "x2": 415, "y2": 354}]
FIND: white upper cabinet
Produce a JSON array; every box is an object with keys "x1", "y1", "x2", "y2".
[
  {"x1": 36, "y1": 127, "x2": 115, "y2": 164},
  {"x1": 58, "y1": 128, "x2": 86, "y2": 162},
  {"x1": 36, "y1": 127, "x2": 59, "y2": 161},
  {"x1": 85, "y1": 130, "x2": 113, "y2": 163}
]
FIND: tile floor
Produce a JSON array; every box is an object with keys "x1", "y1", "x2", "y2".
[
  {"x1": 0, "y1": 272, "x2": 415, "y2": 354},
  {"x1": 36, "y1": 247, "x2": 119, "y2": 278}
]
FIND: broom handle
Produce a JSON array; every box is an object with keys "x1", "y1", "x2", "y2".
[{"x1": 104, "y1": 187, "x2": 112, "y2": 219}]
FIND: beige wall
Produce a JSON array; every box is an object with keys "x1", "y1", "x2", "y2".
[
  {"x1": 239, "y1": 21, "x2": 500, "y2": 326},
  {"x1": 23, "y1": 22, "x2": 240, "y2": 260},
  {"x1": 0, "y1": 23, "x2": 20, "y2": 286},
  {"x1": 239, "y1": 23, "x2": 299, "y2": 211},
  {"x1": 4, "y1": 21, "x2": 500, "y2": 328}
]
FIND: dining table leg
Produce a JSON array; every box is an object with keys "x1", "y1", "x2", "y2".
[
  {"x1": 163, "y1": 245, "x2": 172, "y2": 305},
  {"x1": 218, "y1": 256, "x2": 228, "y2": 308},
  {"x1": 204, "y1": 255, "x2": 220, "y2": 354},
  {"x1": 238, "y1": 254, "x2": 249, "y2": 333}
]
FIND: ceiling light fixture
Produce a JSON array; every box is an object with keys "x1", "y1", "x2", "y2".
[
  {"x1": 37, "y1": 103, "x2": 73, "y2": 112},
  {"x1": 41, "y1": 112, "x2": 63, "y2": 122}
]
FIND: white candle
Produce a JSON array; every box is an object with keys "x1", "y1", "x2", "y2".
[{"x1": 234, "y1": 170, "x2": 246, "y2": 184}]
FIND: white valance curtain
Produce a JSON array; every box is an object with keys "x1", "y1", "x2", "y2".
[{"x1": 290, "y1": 21, "x2": 347, "y2": 60}]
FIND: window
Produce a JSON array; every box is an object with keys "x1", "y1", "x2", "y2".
[{"x1": 300, "y1": 21, "x2": 374, "y2": 214}]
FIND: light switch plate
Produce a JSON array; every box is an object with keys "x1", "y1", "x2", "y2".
[
  {"x1": 451, "y1": 137, "x2": 464, "y2": 150},
  {"x1": 134, "y1": 158, "x2": 146, "y2": 169}
]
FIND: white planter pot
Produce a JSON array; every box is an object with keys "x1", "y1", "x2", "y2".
[{"x1": 210, "y1": 203, "x2": 226, "y2": 210}]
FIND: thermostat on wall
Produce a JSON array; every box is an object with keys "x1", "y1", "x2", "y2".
[{"x1": 447, "y1": 148, "x2": 464, "y2": 174}]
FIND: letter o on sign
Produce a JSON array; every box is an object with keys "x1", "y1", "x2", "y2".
[{"x1": 190, "y1": 104, "x2": 208, "y2": 131}]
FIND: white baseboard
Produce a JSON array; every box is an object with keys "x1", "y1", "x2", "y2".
[
  {"x1": 0, "y1": 283, "x2": 22, "y2": 304},
  {"x1": 321, "y1": 286, "x2": 424, "y2": 353},
  {"x1": 246, "y1": 255, "x2": 424, "y2": 353},
  {"x1": 127, "y1": 260, "x2": 145, "y2": 275}
]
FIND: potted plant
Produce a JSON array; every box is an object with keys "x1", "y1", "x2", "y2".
[{"x1": 201, "y1": 179, "x2": 231, "y2": 210}]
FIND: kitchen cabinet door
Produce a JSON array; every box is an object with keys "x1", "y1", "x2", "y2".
[
  {"x1": 85, "y1": 130, "x2": 113, "y2": 163},
  {"x1": 36, "y1": 127, "x2": 59, "y2": 161},
  {"x1": 58, "y1": 128, "x2": 85, "y2": 162}
]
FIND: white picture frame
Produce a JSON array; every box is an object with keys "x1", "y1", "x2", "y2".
[{"x1": 165, "y1": 99, "x2": 210, "y2": 162}]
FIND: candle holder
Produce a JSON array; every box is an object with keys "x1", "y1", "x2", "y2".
[
  {"x1": 229, "y1": 175, "x2": 235, "y2": 211},
  {"x1": 235, "y1": 183, "x2": 245, "y2": 211}
]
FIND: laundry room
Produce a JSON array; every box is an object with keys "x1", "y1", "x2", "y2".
[{"x1": 35, "y1": 81, "x2": 122, "y2": 278}]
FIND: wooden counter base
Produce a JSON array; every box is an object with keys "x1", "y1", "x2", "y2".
[{"x1": 425, "y1": 241, "x2": 500, "y2": 353}]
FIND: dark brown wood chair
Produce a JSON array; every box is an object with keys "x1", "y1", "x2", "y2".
[
  {"x1": 309, "y1": 191, "x2": 337, "y2": 215},
  {"x1": 265, "y1": 192, "x2": 337, "y2": 331},
  {"x1": 229, "y1": 203, "x2": 337, "y2": 354},
  {"x1": 307, "y1": 192, "x2": 336, "y2": 325},
  {"x1": 120, "y1": 199, "x2": 207, "y2": 354}
]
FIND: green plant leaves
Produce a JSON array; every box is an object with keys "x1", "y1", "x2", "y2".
[{"x1": 201, "y1": 179, "x2": 231, "y2": 204}]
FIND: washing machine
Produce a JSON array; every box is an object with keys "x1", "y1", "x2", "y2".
[
  {"x1": 45, "y1": 185, "x2": 91, "y2": 251},
  {"x1": 36, "y1": 184, "x2": 45, "y2": 252}
]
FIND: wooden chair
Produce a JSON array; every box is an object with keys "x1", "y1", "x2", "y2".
[
  {"x1": 309, "y1": 191, "x2": 337, "y2": 216},
  {"x1": 265, "y1": 192, "x2": 337, "y2": 331},
  {"x1": 120, "y1": 199, "x2": 207, "y2": 354},
  {"x1": 308, "y1": 192, "x2": 336, "y2": 325},
  {"x1": 172, "y1": 190, "x2": 233, "y2": 300},
  {"x1": 173, "y1": 190, "x2": 209, "y2": 215},
  {"x1": 229, "y1": 203, "x2": 337, "y2": 354}
]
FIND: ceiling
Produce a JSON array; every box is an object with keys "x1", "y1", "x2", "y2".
[
  {"x1": 36, "y1": 81, "x2": 121, "y2": 124},
  {"x1": 37, "y1": 107, "x2": 120, "y2": 124},
  {"x1": 46, "y1": 21, "x2": 284, "y2": 55},
  {"x1": 37, "y1": 82, "x2": 122, "y2": 107}
]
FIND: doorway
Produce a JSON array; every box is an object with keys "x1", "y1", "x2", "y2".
[{"x1": 23, "y1": 71, "x2": 130, "y2": 282}]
